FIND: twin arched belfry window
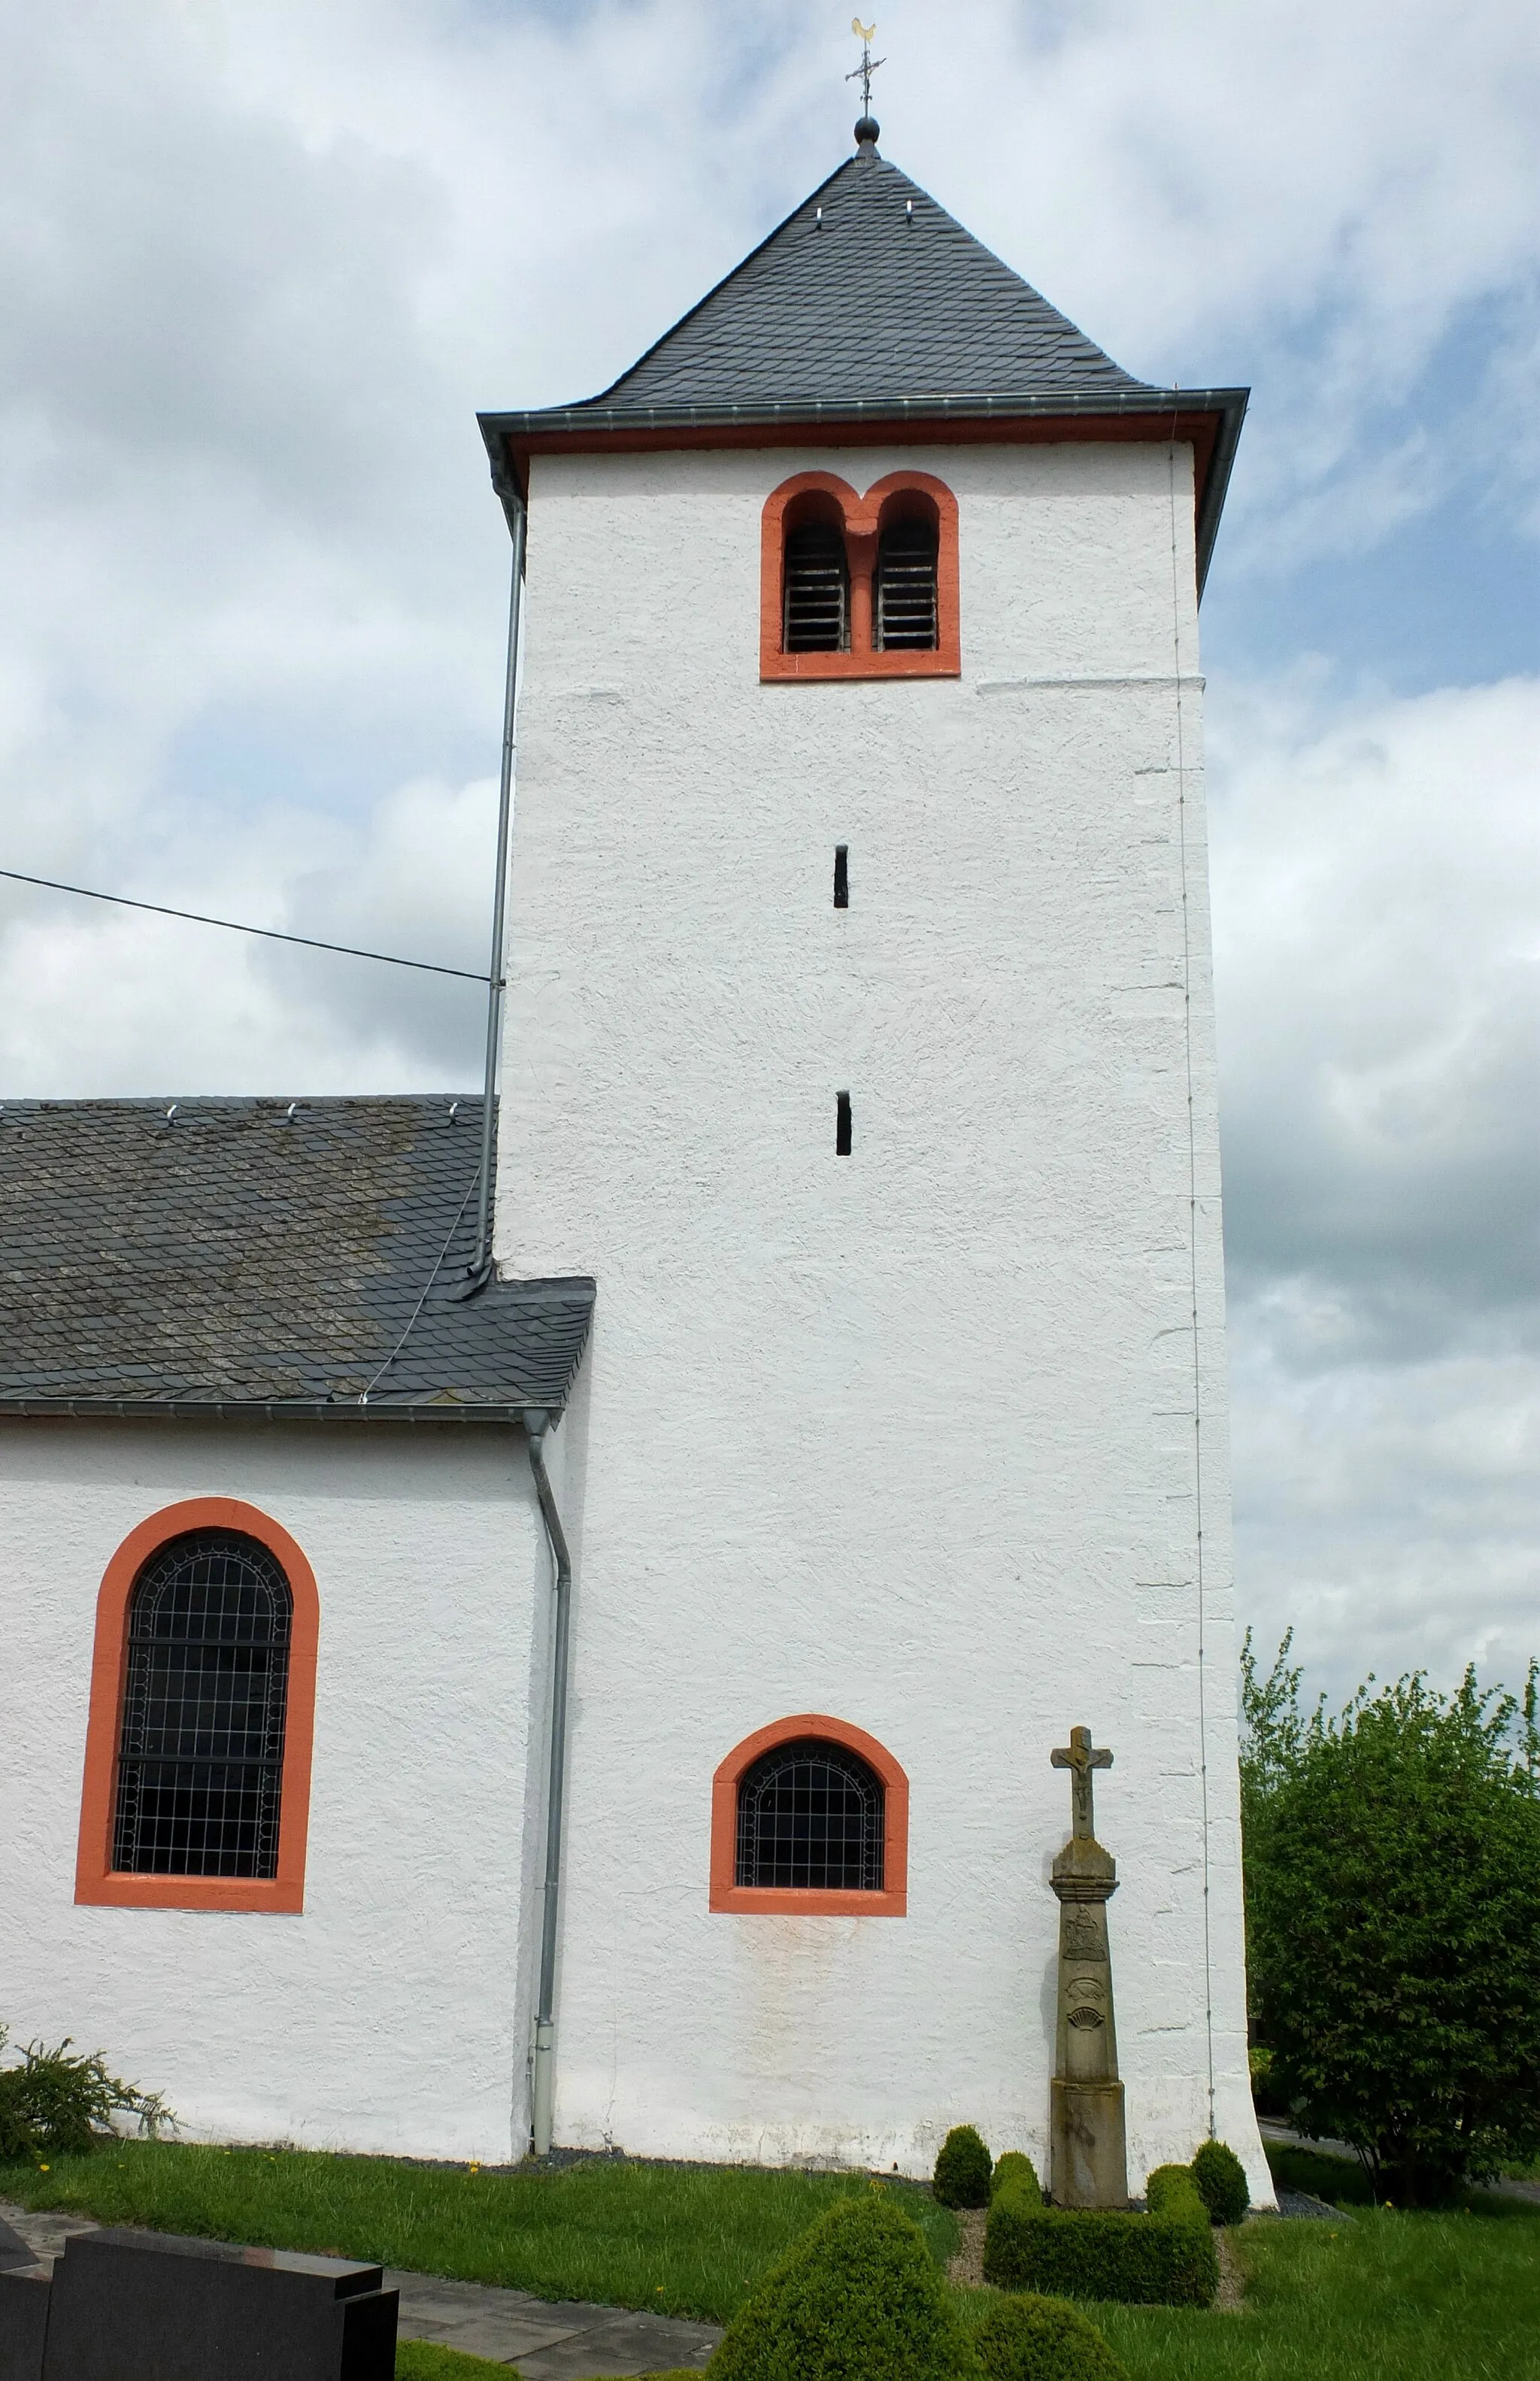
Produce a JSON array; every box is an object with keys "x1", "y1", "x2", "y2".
[
  {"x1": 761, "y1": 472, "x2": 961, "y2": 683},
  {"x1": 782, "y1": 505, "x2": 938, "y2": 657}
]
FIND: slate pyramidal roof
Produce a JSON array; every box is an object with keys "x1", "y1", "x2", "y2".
[{"x1": 480, "y1": 141, "x2": 1248, "y2": 590}]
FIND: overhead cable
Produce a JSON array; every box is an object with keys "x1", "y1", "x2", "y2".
[{"x1": 0, "y1": 866, "x2": 493, "y2": 984}]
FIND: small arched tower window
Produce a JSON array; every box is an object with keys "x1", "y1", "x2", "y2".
[
  {"x1": 875, "y1": 501, "x2": 940, "y2": 651},
  {"x1": 782, "y1": 505, "x2": 850, "y2": 653},
  {"x1": 113, "y1": 1529, "x2": 293, "y2": 1879},
  {"x1": 711, "y1": 1713, "x2": 908, "y2": 1912},
  {"x1": 736, "y1": 1735, "x2": 884, "y2": 1891}
]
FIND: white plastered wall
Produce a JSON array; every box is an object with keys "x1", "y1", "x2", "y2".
[
  {"x1": 496, "y1": 437, "x2": 1269, "y2": 2203},
  {"x1": 0, "y1": 1418, "x2": 553, "y2": 2164}
]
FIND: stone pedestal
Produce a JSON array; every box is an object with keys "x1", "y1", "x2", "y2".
[
  {"x1": 1048, "y1": 1730, "x2": 1129, "y2": 2209},
  {"x1": 1050, "y1": 2082, "x2": 1129, "y2": 2210}
]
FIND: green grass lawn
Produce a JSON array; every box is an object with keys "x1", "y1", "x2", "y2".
[
  {"x1": 5, "y1": 2141, "x2": 1535, "y2": 2379},
  {"x1": 1041, "y1": 2208, "x2": 1540, "y2": 2381},
  {"x1": 0, "y1": 2140, "x2": 953, "y2": 2326},
  {"x1": 399, "y1": 2213, "x2": 1540, "y2": 2381},
  {"x1": 395, "y1": 2349, "x2": 514, "y2": 2380}
]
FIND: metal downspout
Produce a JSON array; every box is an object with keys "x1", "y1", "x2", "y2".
[
  {"x1": 525, "y1": 1409, "x2": 572, "y2": 2157},
  {"x1": 470, "y1": 493, "x2": 526, "y2": 1285}
]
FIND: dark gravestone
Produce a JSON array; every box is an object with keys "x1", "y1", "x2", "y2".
[
  {"x1": 0, "y1": 2221, "x2": 49, "y2": 2381},
  {"x1": 40, "y1": 2228, "x2": 397, "y2": 2380},
  {"x1": 0, "y1": 2268, "x2": 50, "y2": 2381}
]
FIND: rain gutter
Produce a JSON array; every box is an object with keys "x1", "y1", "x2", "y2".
[{"x1": 478, "y1": 384, "x2": 1248, "y2": 593}]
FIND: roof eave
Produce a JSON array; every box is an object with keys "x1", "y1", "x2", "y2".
[
  {"x1": 0, "y1": 1397, "x2": 551, "y2": 1425},
  {"x1": 479, "y1": 384, "x2": 1249, "y2": 594}
]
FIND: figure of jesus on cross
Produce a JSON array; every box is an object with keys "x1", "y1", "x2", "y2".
[{"x1": 1051, "y1": 1725, "x2": 1112, "y2": 1843}]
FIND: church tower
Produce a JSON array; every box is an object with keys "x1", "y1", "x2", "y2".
[{"x1": 480, "y1": 115, "x2": 1268, "y2": 2199}]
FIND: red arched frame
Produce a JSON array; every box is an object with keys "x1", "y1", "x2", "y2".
[
  {"x1": 74, "y1": 1497, "x2": 319, "y2": 1914},
  {"x1": 759, "y1": 469, "x2": 961, "y2": 683},
  {"x1": 710, "y1": 1713, "x2": 909, "y2": 1915}
]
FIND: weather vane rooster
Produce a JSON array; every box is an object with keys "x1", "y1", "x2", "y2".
[{"x1": 847, "y1": 18, "x2": 885, "y2": 120}]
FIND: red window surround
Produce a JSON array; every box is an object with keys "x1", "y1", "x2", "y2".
[
  {"x1": 710, "y1": 1712, "x2": 909, "y2": 1915},
  {"x1": 759, "y1": 470, "x2": 961, "y2": 684},
  {"x1": 74, "y1": 1497, "x2": 319, "y2": 1915}
]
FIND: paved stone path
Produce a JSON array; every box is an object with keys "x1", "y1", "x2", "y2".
[{"x1": 0, "y1": 2201, "x2": 720, "y2": 2376}]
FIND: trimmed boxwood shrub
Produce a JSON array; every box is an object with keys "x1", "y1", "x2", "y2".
[
  {"x1": 983, "y1": 2159, "x2": 1217, "y2": 2307},
  {"x1": 970, "y1": 2293, "x2": 1127, "y2": 2381},
  {"x1": 1144, "y1": 2163, "x2": 1207, "y2": 2219},
  {"x1": 1191, "y1": 2138, "x2": 1250, "y2": 2225},
  {"x1": 988, "y1": 2152, "x2": 1042, "y2": 2207},
  {"x1": 709, "y1": 2188, "x2": 982, "y2": 2380},
  {"x1": 933, "y1": 2125, "x2": 994, "y2": 2209}
]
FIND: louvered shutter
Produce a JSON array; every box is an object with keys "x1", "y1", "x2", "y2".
[
  {"x1": 782, "y1": 522, "x2": 850, "y2": 652},
  {"x1": 875, "y1": 517, "x2": 939, "y2": 651}
]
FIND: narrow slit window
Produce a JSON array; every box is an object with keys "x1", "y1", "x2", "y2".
[
  {"x1": 735, "y1": 1736, "x2": 884, "y2": 1891},
  {"x1": 836, "y1": 1091, "x2": 852, "y2": 1155},
  {"x1": 783, "y1": 521, "x2": 850, "y2": 653},
  {"x1": 834, "y1": 845, "x2": 848, "y2": 908},
  {"x1": 112, "y1": 1530, "x2": 293, "y2": 1879},
  {"x1": 875, "y1": 514, "x2": 939, "y2": 651}
]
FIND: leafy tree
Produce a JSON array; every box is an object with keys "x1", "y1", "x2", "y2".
[{"x1": 1241, "y1": 1636, "x2": 1540, "y2": 2205}]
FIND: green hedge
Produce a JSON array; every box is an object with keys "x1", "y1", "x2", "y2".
[
  {"x1": 981, "y1": 2161, "x2": 1217, "y2": 2307},
  {"x1": 988, "y1": 2153, "x2": 1042, "y2": 2207}
]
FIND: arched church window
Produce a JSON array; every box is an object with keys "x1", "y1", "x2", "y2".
[
  {"x1": 76, "y1": 1496, "x2": 319, "y2": 1912},
  {"x1": 735, "y1": 1736, "x2": 884, "y2": 1891},
  {"x1": 113, "y1": 1530, "x2": 293, "y2": 1878},
  {"x1": 782, "y1": 517, "x2": 850, "y2": 652},
  {"x1": 874, "y1": 507, "x2": 939, "y2": 651},
  {"x1": 710, "y1": 1712, "x2": 908, "y2": 1913}
]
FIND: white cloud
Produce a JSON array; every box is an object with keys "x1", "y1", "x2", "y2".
[
  {"x1": 0, "y1": 774, "x2": 496, "y2": 1096},
  {"x1": 1209, "y1": 675, "x2": 1540, "y2": 1697},
  {"x1": 1230, "y1": 1336, "x2": 1538, "y2": 1701}
]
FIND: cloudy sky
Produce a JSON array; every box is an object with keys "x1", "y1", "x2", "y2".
[{"x1": 1, "y1": 0, "x2": 1535, "y2": 1708}]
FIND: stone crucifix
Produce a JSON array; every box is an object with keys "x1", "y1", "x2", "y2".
[
  {"x1": 1047, "y1": 1722, "x2": 1128, "y2": 2210},
  {"x1": 1050, "y1": 1725, "x2": 1112, "y2": 1843}
]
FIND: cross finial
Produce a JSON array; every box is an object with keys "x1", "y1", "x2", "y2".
[
  {"x1": 1050, "y1": 1725, "x2": 1113, "y2": 1841},
  {"x1": 847, "y1": 18, "x2": 884, "y2": 144}
]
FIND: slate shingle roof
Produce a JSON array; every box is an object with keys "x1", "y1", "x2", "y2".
[
  {"x1": 593, "y1": 149, "x2": 1152, "y2": 412},
  {"x1": 480, "y1": 142, "x2": 1247, "y2": 588},
  {"x1": 0, "y1": 1097, "x2": 593, "y2": 1418}
]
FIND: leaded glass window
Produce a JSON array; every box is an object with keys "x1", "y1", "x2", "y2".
[
  {"x1": 112, "y1": 1530, "x2": 293, "y2": 1879},
  {"x1": 735, "y1": 1736, "x2": 884, "y2": 1891}
]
